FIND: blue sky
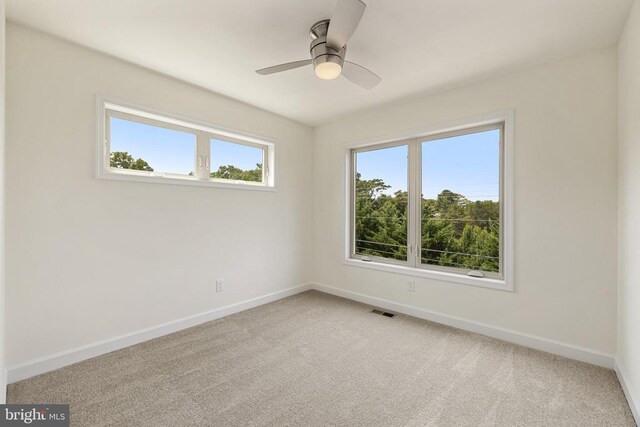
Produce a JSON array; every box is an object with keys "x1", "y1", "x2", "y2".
[
  {"x1": 110, "y1": 118, "x2": 262, "y2": 174},
  {"x1": 210, "y1": 139, "x2": 263, "y2": 171},
  {"x1": 356, "y1": 129, "x2": 500, "y2": 201},
  {"x1": 110, "y1": 118, "x2": 195, "y2": 174},
  {"x1": 112, "y1": 117, "x2": 498, "y2": 197},
  {"x1": 357, "y1": 144, "x2": 408, "y2": 193}
]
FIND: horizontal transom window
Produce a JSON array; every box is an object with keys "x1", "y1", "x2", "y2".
[
  {"x1": 97, "y1": 100, "x2": 275, "y2": 190},
  {"x1": 347, "y1": 114, "x2": 513, "y2": 291}
]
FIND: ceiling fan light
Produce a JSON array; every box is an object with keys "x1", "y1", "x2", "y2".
[{"x1": 315, "y1": 61, "x2": 342, "y2": 80}]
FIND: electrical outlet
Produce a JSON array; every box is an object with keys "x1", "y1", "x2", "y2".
[
  {"x1": 216, "y1": 279, "x2": 224, "y2": 293},
  {"x1": 407, "y1": 281, "x2": 415, "y2": 292}
]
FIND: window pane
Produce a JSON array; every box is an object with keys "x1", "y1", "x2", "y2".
[
  {"x1": 421, "y1": 129, "x2": 501, "y2": 273},
  {"x1": 109, "y1": 117, "x2": 196, "y2": 175},
  {"x1": 354, "y1": 145, "x2": 408, "y2": 261},
  {"x1": 210, "y1": 139, "x2": 264, "y2": 183}
]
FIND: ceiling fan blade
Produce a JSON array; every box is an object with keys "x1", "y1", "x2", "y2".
[
  {"x1": 342, "y1": 61, "x2": 381, "y2": 89},
  {"x1": 256, "y1": 60, "x2": 312, "y2": 75},
  {"x1": 326, "y1": 0, "x2": 366, "y2": 51}
]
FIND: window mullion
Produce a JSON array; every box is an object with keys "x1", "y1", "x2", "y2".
[
  {"x1": 350, "y1": 150, "x2": 357, "y2": 258},
  {"x1": 196, "y1": 131, "x2": 211, "y2": 181},
  {"x1": 407, "y1": 139, "x2": 419, "y2": 267},
  {"x1": 104, "y1": 113, "x2": 111, "y2": 170},
  {"x1": 262, "y1": 147, "x2": 268, "y2": 183},
  {"x1": 414, "y1": 138, "x2": 422, "y2": 268}
]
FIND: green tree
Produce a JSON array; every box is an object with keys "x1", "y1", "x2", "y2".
[
  {"x1": 211, "y1": 163, "x2": 262, "y2": 182},
  {"x1": 436, "y1": 189, "x2": 468, "y2": 212},
  {"x1": 422, "y1": 189, "x2": 499, "y2": 271},
  {"x1": 354, "y1": 179, "x2": 500, "y2": 273},
  {"x1": 110, "y1": 151, "x2": 153, "y2": 171},
  {"x1": 354, "y1": 173, "x2": 406, "y2": 260}
]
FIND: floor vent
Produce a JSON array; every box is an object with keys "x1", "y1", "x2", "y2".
[{"x1": 371, "y1": 309, "x2": 396, "y2": 318}]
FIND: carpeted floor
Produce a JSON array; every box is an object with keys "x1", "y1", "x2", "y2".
[{"x1": 7, "y1": 290, "x2": 636, "y2": 426}]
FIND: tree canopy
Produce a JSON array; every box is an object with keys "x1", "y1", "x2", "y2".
[
  {"x1": 110, "y1": 151, "x2": 153, "y2": 171},
  {"x1": 355, "y1": 173, "x2": 500, "y2": 272},
  {"x1": 109, "y1": 152, "x2": 262, "y2": 183},
  {"x1": 211, "y1": 163, "x2": 262, "y2": 182}
]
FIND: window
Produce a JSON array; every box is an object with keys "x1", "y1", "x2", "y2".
[
  {"x1": 420, "y1": 127, "x2": 501, "y2": 277},
  {"x1": 109, "y1": 116, "x2": 196, "y2": 177},
  {"x1": 97, "y1": 100, "x2": 275, "y2": 190},
  {"x1": 347, "y1": 113, "x2": 513, "y2": 290},
  {"x1": 210, "y1": 138, "x2": 265, "y2": 184},
  {"x1": 354, "y1": 143, "x2": 409, "y2": 263}
]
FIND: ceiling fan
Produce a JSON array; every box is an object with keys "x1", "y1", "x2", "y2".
[{"x1": 256, "y1": 0, "x2": 381, "y2": 89}]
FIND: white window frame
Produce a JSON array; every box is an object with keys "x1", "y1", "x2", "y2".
[
  {"x1": 96, "y1": 96, "x2": 276, "y2": 191},
  {"x1": 344, "y1": 110, "x2": 514, "y2": 291}
]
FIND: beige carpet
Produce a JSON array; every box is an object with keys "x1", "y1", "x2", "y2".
[{"x1": 7, "y1": 291, "x2": 635, "y2": 426}]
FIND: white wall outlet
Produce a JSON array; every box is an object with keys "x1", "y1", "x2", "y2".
[
  {"x1": 216, "y1": 279, "x2": 224, "y2": 292},
  {"x1": 408, "y1": 281, "x2": 416, "y2": 292}
]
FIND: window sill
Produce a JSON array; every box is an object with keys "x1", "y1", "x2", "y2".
[
  {"x1": 342, "y1": 258, "x2": 513, "y2": 292},
  {"x1": 96, "y1": 170, "x2": 277, "y2": 192}
]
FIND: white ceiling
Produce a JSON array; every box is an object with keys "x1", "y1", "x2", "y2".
[{"x1": 6, "y1": 0, "x2": 633, "y2": 126}]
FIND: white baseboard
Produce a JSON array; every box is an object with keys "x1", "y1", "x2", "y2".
[
  {"x1": 615, "y1": 358, "x2": 640, "y2": 424},
  {"x1": 310, "y1": 283, "x2": 615, "y2": 369},
  {"x1": 7, "y1": 283, "x2": 312, "y2": 384},
  {"x1": 6, "y1": 282, "x2": 619, "y2": 388}
]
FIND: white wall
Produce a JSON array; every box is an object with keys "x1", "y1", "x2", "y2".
[
  {"x1": 4, "y1": 23, "x2": 313, "y2": 367},
  {"x1": 0, "y1": 0, "x2": 6, "y2": 403},
  {"x1": 313, "y1": 47, "x2": 619, "y2": 355},
  {"x1": 618, "y1": 0, "x2": 640, "y2": 418},
  {"x1": 1, "y1": 14, "x2": 627, "y2": 387}
]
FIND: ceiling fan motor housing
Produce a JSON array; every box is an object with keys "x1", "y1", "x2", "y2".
[
  {"x1": 255, "y1": 4, "x2": 381, "y2": 89},
  {"x1": 309, "y1": 20, "x2": 346, "y2": 71}
]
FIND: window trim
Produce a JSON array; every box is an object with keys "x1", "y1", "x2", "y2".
[
  {"x1": 350, "y1": 138, "x2": 413, "y2": 267},
  {"x1": 344, "y1": 110, "x2": 514, "y2": 292},
  {"x1": 95, "y1": 95, "x2": 276, "y2": 191}
]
